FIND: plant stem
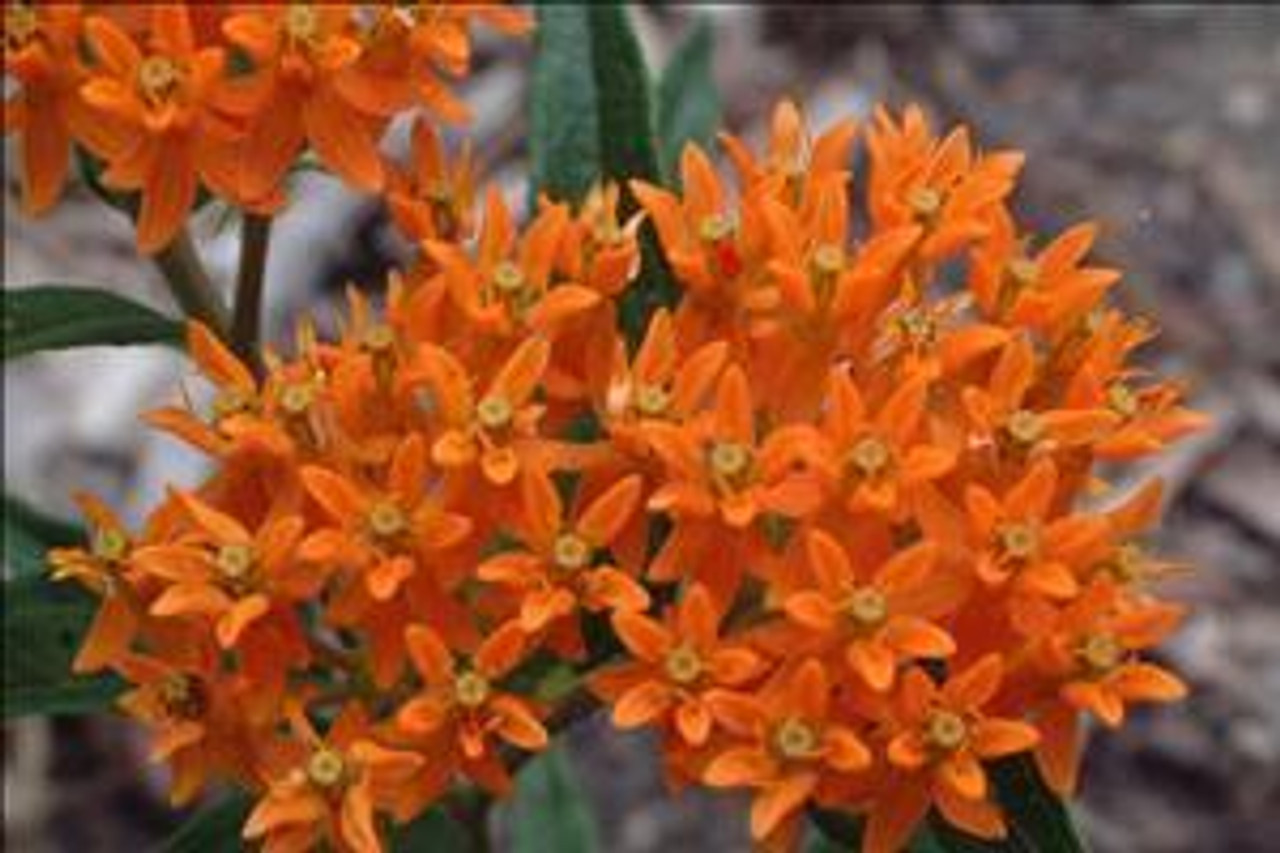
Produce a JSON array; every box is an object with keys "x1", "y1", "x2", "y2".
[
  {"x1": 232, "y1": 212, "x2": 272, "y2": 370},
  {"x1": 152, "y1": 228, "x2": 231, "y2": 341}
]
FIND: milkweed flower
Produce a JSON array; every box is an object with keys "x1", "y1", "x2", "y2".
[{"x1": 43, "y1": 84, "x2": 1205, "y2": 853}]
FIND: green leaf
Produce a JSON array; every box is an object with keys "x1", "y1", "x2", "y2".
[
  {"x1": 2, "y1": 574, "x2": 124, "y2": 717},
  {"x1": 656, "y1": 16, "x2": 722, "y2": 183},
  {"x1": 3, "y1": 493, "x2": 81, "y2": 578},
  {"x1": 990, "y1": 755, "x2": 1089, "y2": 853},
  {"x1": 3, "y1": 285, "x2": 184, "y2": 360},
  {"x1": 513, "y1": 747, "x2": 599, "y2": 853},
  {"x1": 530, "y1": 4, "x2": 600, "y2": 203},
  {"x1": 161, "y1": 792, "x2": 253, "y2": 853},
  {"x1": 391, "y1": 805, "x2": 473, "y2": 852},
  {"x1": 528, "y1": 2, "x2": 679, "y2": 350}
]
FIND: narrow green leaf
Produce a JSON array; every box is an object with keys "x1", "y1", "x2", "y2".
[
  {"x1": 528, "y1": 2, "x2": 678, "y2": 349},
  {"x1": 3, "y1": 285, "x2": 184, "y2": 360},
  {"x1": 586, "y1": 4, "x2": 662, "y2": 190},
  {"x1": 3, "y1": 493, "x2": 81, "y2": 578},
  {"x1": 161, "y1": 792, "x2": 253, "y2": 853},
  {"x1": 512, "y1": 747, "x2": 598, "y2": 853},
  {"x1": 990, "y1": 755, "x2": 1088, "y2": 853},
  {"x1": 2, "y1": 574, "x2": 123, "y2": 717},
  {"x1": 656, "y1": 17, "x2": 722, "y2": 183},
  {"x1": 391, "y1": 805, "x2": 473, "y2": 852},
  {"x1": 530, "y1": 4, "x2": 600, "y2": 203}
]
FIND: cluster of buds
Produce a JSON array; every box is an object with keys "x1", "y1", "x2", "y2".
[{"x1": 19, "y1": 6, "x2": 1205, "y2": 853}]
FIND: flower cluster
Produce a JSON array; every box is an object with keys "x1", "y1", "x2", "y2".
[
  {"x1": 34, "y1": 11, "x2": 1205, "y2": 851},
  {"x1": 4, "y1": 2, "x2": 528, "y2": 251}
]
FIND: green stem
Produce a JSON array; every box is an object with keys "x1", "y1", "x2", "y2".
[
  {"x1": 232, "y1": 212, "x2": 272, "y2": 370},
  {"x1": 152, "y1": 228, "x2": 231, "y2": 341}
]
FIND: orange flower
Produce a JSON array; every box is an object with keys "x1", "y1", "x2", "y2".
[
  {"x1": 146, "y1": 323, "x2": 271, "y2": 458},
  {"x1": 427, "y1": 189, "x2": 599, "y2": 342},
  {"x1": 597, "y1": 308, "x2": 729, "y2": 455},
  {"x1": 77, "y1": 6, "x2": 250, "y2": 252},
  {"x1": 704, "y1": 659, "x2": 871, "y2": 840},
  {"x1": 420, "y1": 335, "x2": 550, "y2": 485},
  {"x1": 385, "y1": 116, "x2": 476, "y2": 244},
  {"x1": 245, "y1": 703, "x2": 422, "y2": 853},
  {"x1": 866, "y1": 103, "x2": 1023, "y2": 263},
  {"x1": 865, "y1": 656, "x2": 1039, "y2": 852},
  {"x1": 962, "y1": 334, "x2": 1119, "y2": 459},
  {"x1": 801, "y1": 367, "x2": 955, "y2": 517},
  {"x1": 632, "y1": 146, "x2": 776, "y2": 343},
  {"x1": 394, "y1": 622, "x2": 546, "y2": 794},
  {"x1": 350, "y1": 3, "x2": 531, "y2": 125},
  {"x1": 1027, "y1": 583, "x2": 1186, "y2": 795},
  {"x1": 299, "y1": 434, "x2": 472, "y2": 602},
  {"x1": 114, "y1": 647, "x2": 253, "y2": 806},
  {"x1": 592, "y1": 583, "x2": 764, "y2": 747},
  {"x1": 222, "y1": 3, "x2": 395, "y2": 196},
  {"x1": 478, "y1": 470, "x2": 648, "y2": 637},
  {"x1": 1040, "y1": 586, "x2": 1187, "y2": 728},
  {"x1": 970, "y1": 213, "x2": 1120, "y2": 335},
  {"x1": 3, "y1": 3, "x2": 94, "y2": 214},
  {"x1": 784, "y1": 529, "x2": 954, "y2": 692},
  {"x1": 720, "y1": 98, "x2": 857, "y2": 209},
  {"x1": 963, "y1": 458, "x2": 1102, "y2": 608},
  {"x1": 131, "y1": 492, "x2": 308, "y2": 650},
  {"x1": 644, "y1": 364, "x2": 821, "y2": 530}
]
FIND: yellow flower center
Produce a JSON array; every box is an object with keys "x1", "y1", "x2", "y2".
[
  {"x1": 1005, "y1": 257, "x2": 1040, "y2": 289},
  {"x1": 1004, "y1": 409, "x2": 1046, "y2": 446},
  {"x1": 215, "y1": 543, "x2": 255, "y2": 580},
  {"x1": 285, "y1": 3, "x2": 320, "y2": 42},
  {"x1": 476, "y1": 395, "x2": 514, "y2": 431},
  {"x1": 367, "y1": 501, "x2": 407, "y2": 540},
  {"x1": 709, "y1": 441, "x2": 752, "y2": 480},
  {"x1": 92, "y1": 527, "x2": 129, "y2": 563},
  {"x1": 137, "y1": 55, "x2": 183, "y2": 105},
  {"x1": 897, "y1": 308, "x2": 937, "y2": 347},
  {"x1": 845, "y1": 587, "x2": 889, "y2": 628},
  {"x1": 306, "y1": 748, "x2": 347, "y2": 789},
  {"x1": 492, "y1": 261, "x2": 526, "y2": 295},
  {"x1": 278, "y1": 382, "x2": 315, "y2": 416},
  {"x1": 1109, "y1": 543, "x2": 1146, "y2": 583},
  {"x1": 5, "y1": 6, "x2": 38, "y2": 50},
  {"x1": 552, "y1": 532, "x2": 592, "y2": 572},
  {"x1": 664, "y1": 645, "x2": 703, "y2": 686},
  {"x1": 212, "y1": 388, "x2": 255, "y2": 422},
  {"x1": 454, "y1": 671, "x2": 491, "y2": 708},
  {"x1": 997, "y1": 522, "x2": 1040, "y2": 561},
  {"x1": 1077, "y1": 633, "x2": 1123, "y2": 676},
  {"x1": 362, "y1": 323, "x2": 396, "y2": 353},
  {"x1": 907, "y1": 186, "x2": 943, "y2": 221},
  {"x1": 698, "y1": 213, "x2": 733, "y2": 243},
  {"x1": 1106, "y1": 383, "x2": 1139, "y2": 419},
  {"x1": 812, "y1": 243, "x2": 845, "y2": 276},
  {"x1": 848, "y1": 436, "x2": 892, "y2": 477},
  {"x1": 158, "y1": 673, "x2": 205, "y2": 720},
  {"x1": 773, "y1": 717, "x2": 819, "y2": 760},
  {"x1": 634, "y1": 383, "x2": 671, "y2": 418},
  {"x1": 924, "y1": 708, "x2": 968, "y2": 752}
]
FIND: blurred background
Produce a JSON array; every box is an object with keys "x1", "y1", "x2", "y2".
[{"x1": 4, "y1": 4, "x2": 1279, "y2": 851}]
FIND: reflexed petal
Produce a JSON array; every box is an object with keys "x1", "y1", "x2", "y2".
[
  {"x1": 938, "y1": 751, "x2": 987, "y2": 800},
  {"x1": 674, "y1": 699, "x2": 712, "y2": 746},
  {"x1": 750, "y1": 772, "x2": 817, "y2": 839},
  {"x1": 704, "y1": 746, "x2": 776, "y2": 788},
  {"x1": 971, "y1": 719, "x2": 1040, "y2": 758},
  {"x1": 612, "y1": 680, "x2": 673, "y2": 728}
]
